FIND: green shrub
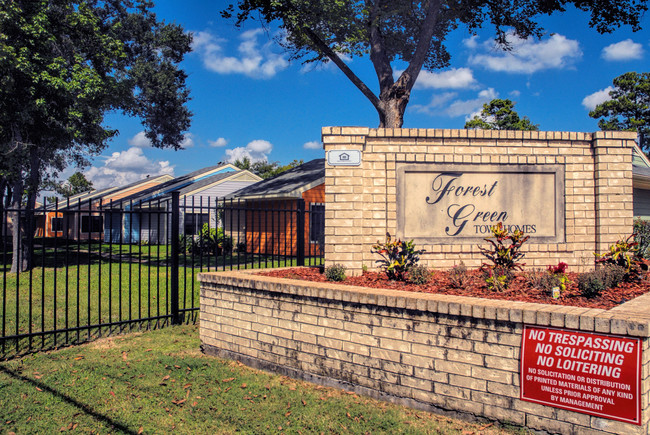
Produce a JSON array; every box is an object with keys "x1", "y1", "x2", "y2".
[
  {"x1": 185, "y1": 224, "x2": 233, "y2": 256},
  {"x1": 371, "y1": 233, "x2": 424, "y2": 281},
  {"x1": 577, "y1": 264, "x2": 626, "y2": 298},
  {"x1": 577, "y1": 271, "x2": 606, "y2": 298},
  {"x1": 634, "y1": 219, "x2": 650, "y2": 259},
  {"x1": 600, "y1": 264, "x2": 626, "y2": 289},
  {"x1": 407, "y1": 264, "x2": 431, "y2": 285},
  {"x1": 324, "y1": 264, "x2": 347, "y2": 282},
  {"x1": 449, "y1": 261, "x2": 469, "y2": 288}
]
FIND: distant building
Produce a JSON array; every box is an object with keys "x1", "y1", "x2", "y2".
[{"x1": 227, "y1": 159, "x2": 325, "y2": 258}]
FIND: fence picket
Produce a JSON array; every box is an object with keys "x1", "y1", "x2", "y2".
[{"x1": 0, "y1": 192, "x2": 324, "y2": 358}]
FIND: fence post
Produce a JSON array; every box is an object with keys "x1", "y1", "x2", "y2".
[
  {"x1": 170, "y1": 191, "x2": 181, "y2": 325},
  {"x1": 297, "y1": 199, "x2": 305, "y2": 266}
]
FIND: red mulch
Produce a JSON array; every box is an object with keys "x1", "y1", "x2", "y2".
[{"x1": 258, "y1": 267, "x2": 650, "y2": 310}]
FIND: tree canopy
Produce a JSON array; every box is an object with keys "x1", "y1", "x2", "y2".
[
  {"x1": 589, "y1": 72, "x2": 650, "y2": 151},
  {"x1": 223, "y1": 0, "x2": 647, "y2": 128},
  {"x1": 46, "y1": 172, "x2": 94, "y2": 200},
  {"x1": 1, "y1": 0, "x2": 193, "y2": 271},
  {"x1": 233, "y1": 157, "x2": 303, "y2": 179},
  {"x1": 464, "y1": 99, "x2": 539, "y2": 131}
]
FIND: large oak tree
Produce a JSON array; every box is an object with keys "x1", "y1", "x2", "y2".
[
  {"x1": 1, "y1": 0, "x2": 192, "y2": 271},
  {"x1": 223, "y1": 0, "x2": 647, "y2": 128}
]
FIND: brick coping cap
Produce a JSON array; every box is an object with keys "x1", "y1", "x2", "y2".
[
  {"x1": 320, "y1": 127, "x2": 638, "y2": 141},
  {"x1": 199, "y1": 268, "x2": 650, "y2": 338}
]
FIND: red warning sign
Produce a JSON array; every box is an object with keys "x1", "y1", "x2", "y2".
[{"x1": 520, "y1": 325, "x2": 641, "y2": 425}]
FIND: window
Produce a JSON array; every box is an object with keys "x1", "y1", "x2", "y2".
[
  {"x1": 309, "y1": 204, "x2": 325, "y2": 243},
  {"x1": 51, "y1": 217, "x2": 63, "y2": 233},
  {"x1": 184, "y1": 213, "x2": 210, "y2": 236},
  {"x1": 81, "y1": 215, "x2": 103, "y2": 233}
]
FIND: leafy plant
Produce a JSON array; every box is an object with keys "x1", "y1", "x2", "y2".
[
  {"x1": 634, "y1": 219, "x2": 650, "y2": 259},
  {"x1": 483, "y1": 267, "x2": 509, "y2": 292},
  {"x1": 185, "y1": 224, "x2": 233, "y2": 256},
  {"x1": 547, "y1": 262, "x2": 569, "y2": 292},
  {"x1": 407, "y1": 264, "x2": 431, "y2": 285},
  {"x1": 324, "y1": 264, "x2": 347, "y2": 282},
  {"x1": 478, "y1": 223, "x2": 529, "y2": 290},
  {"x1": 371, "y1": 233, "x2": 424, "y2": 281},
  {"x1": 577, "y1": 264, "x2": 627, "y2": 299},
  {"x1": 448, "y1": 262, "x2": 469, "y2": 289},
  {"x1": 594, "y1": 234, "x2": 648, "y2": 280},
  {"x1": 577, "y1": 271, "x2": 606, "y2": 299}
]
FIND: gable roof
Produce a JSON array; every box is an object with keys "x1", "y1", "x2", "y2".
[
  {"x1": 42, "y1": 174, "x2": 174, "y2": 210},
  {"x1": 115, "y1": 164, "x2": 246, "y2": 207},
  {"x1": 633, "y1": 143, "x2": 650, "y2": 189},
  {"x1": 227, "y1": 159, "x2": 325, "y2": 200}
]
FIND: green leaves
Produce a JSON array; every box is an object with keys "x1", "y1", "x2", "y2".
[
  {"x1": 371, "y1": 233, "x2": 424, "y2": 281},
  {"x1": 479, "y1": 222, "x2": 530, "y2": 291},
  {"x1": 464, "y1": 99, "x2": 539, "y2": 131},
  {"x1": 589, "y1": 72, "x2": 650, "y2": 152},
  {"x1": 224, "y1": 1, "x2": 647, "y2": 128}
]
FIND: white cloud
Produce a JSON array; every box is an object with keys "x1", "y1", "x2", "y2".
[
  {"x1": 85, "y1": 147, "x2": 174, "y2": 190},
  {"x1": 180, "y1": 133, "x2": 194, "y2": 149},
  {"x1": 192, "y1": 29, "x2": 288, "y2": 79},
  {"x1": 509, "y1": 90, "x2": 521, "y2": 98},
  {"x1": 406, "y1": 68, "x2": 478, "y2": 90},
  {"x1": 128, "y1": 131, "x2": 151, "y2": 148},
  {"x1": 303, "y1": 141, "x2": 322, "y2": 150},
  {"x1": 129, "y1": 131, "x2": 194, "y2": 149},
  {"x1": 468, "y1": 33, "x2": 582, "y2": 74},
  {"x1": 601, "y1": 39, "x2": 644, "y2": 61},
  {"x1": 582, "y1": 86, "x2": 614, "y2": 110},
  {"x1": 463, "y1": 35, "x2": 479, "y2": 49},
  {"x1": 209, "y1": 137, "x2": 229, "y2": 147},
  {"x1": 411, "y1": 88, "x2": 498, "y2": 118},
  {"x1": 223, "y1": 139, "x2": 273, "y2": 163}
]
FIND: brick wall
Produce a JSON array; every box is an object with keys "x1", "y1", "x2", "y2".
[
  {"x1": 242, "y1": 184, "x2": 325, "y2": 257},
  {"x1": 322, "y1": 128, "x2": 636, "y2": 274},
  {"x1": 199, "y1": 270, "x2": 650, "y2": 434}
]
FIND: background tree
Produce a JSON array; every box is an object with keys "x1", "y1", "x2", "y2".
[
  {"x1": 233, "y1": 157, "x2": 303, "y2": 179},
  {"x1": 1, "y1": 1, "x2": 192, "y2": 272},
  {"x1": 44, "y1": 172, "x2": 94, "y2": 201},
  {"x1": 223, "y1": 0, "x2": 647, "y2": 128},
  {"x1": 465, "y1": 99, "x2": 539, "y2": 131},
  {"x1": 589, "y1": 72, "x2": 650, "y2": 152}
]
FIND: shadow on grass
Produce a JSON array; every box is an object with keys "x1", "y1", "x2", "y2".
[{"x1": 0, "y1": 365, "x2": 137, "y2": 434}]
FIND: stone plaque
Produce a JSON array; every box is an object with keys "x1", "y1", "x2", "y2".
[{"x1": 397, "y1": 164, "x2": 565, "y2": 243}]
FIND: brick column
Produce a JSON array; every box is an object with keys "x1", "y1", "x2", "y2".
[
  {"x1": 592, "y1": 131, "x2": 636, "y2": 254},
  {"x1": 322, "y1": 127, "x2": 369, "y2": 275}
]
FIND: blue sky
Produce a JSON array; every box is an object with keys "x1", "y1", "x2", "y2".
[{"x1": 81, "y1": 1, "x2": 650, "y2": 190}]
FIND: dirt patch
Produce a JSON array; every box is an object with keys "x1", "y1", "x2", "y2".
[{"x1": 258, "y1": 267, "x2": 650, "y2": 310}]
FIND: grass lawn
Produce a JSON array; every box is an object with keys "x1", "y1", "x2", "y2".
[
  {"x1": 0, "y1": 325, "x2": 528, "y2": 434},
  {"x1": 0, "y1": 241, "x2": 321, "y2": 357}
]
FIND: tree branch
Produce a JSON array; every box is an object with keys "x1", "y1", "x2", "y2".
[
  {"x1": 367, "y1": 0, "x2": 394, "y2": 97},
  {"x1": 397, "y1": 0, "x2": 444, "y2": 92},
  {"x1": 301, "y1": 26, "x2": 381, "y2": 112}
]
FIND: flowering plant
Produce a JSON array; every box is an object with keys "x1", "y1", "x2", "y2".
[{"x1": 547, "y1": 262, "x2": 569, "y2": 291}]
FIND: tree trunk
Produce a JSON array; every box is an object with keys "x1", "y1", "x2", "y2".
[
  {"x1": 10, "y1": 177, "x2": 26, "y2": 273},
  {"x1": 377, "y1": 85, "x2": 410, "y2": 128}
]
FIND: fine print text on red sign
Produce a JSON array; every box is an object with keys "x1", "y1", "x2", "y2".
[{"x1": 520, "y1": 325, "x2": 641, "y2": 425}]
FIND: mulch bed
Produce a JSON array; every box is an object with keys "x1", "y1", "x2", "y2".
[{"x1": 258, "y1": 267, "x2": 650, "y2": 310}]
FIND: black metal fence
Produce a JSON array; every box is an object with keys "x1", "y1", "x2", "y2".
[{"x1": 0, "y1": 192, "x2": 324, "y2": 359}]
